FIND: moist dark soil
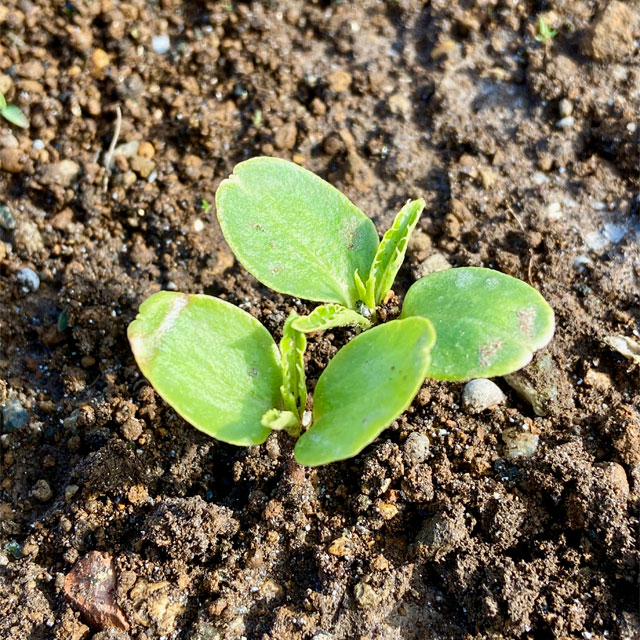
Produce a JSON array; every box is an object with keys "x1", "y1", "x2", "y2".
[{"x1": 1, "y1": 1, "x2": 639, "y2": 639}]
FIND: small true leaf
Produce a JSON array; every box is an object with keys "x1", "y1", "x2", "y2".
[
  {"x1": 216, "y1": 157, "x2": 379, "y2": 307},
  {"x1": 279, "y1": 311, "x2": 307, "y2": 417},
  {"x1": 128, "y1": 291, "x2": 282, "y2": 446},
  {"x1": 401, "y1": 267, "x2": 555, "y2": 381},
  {"x1": 367, "y1": 198, "x2": 424, "y2": 305},
  {"x1": 294, "y1": 317, "x2": 436, "y2": 466},
  {"x1": 1, "y1": 104, "x2": 28, "y2": 129},
  {"x1": 261, "y1": 408, "x2": 300, "y2": 436},
  {"x1": 292, "y1": 304, "x2": 371, "y2": 333}
]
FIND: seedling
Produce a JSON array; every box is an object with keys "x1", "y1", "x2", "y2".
[
  {"x1": 0, "y1": 94, "x2": 28, "y2": 129},
  {"x1": 129, "y1": 157, "x2": 555, "y2": 466},
  {"x1": 535, "y1": 17, "x2": 557, "y2": 44}
]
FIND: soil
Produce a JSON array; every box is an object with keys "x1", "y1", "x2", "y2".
[{"x1": 0, "y1": 1, "x2": 639, "y2": 639}]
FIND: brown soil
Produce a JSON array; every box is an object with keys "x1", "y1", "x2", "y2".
[{"x1": 1, "y1": 1, "x2": 639, "y2": 639}]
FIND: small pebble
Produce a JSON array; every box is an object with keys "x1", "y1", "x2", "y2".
[
  {"x1": 404, "y1": 432, "x2": 430, "y2": 463},
  {"x1": 0, "y1": 203, "x2": 15, "y2": 230},
  {"x1": 0, "y1": 134, "x2": 19, "y2": 149},
  {"x1": 502, "y1": 428, "x2": 539, "y2": 459},
  {"x1": 152, "y1": 34, "x2": 171, "y2": 54},
  {"x1": 555, "y1": 116, "x2": 575, "y2": 129},
  {"x1": 462, "y1": 379, "x2": 506, "y2": 413},
  {"x1": 31, "y1": 479, "x2": 53, "y2": 502},
  {"x1": 419, "y1": 253, "x2": 452, "y2": 277},
  {"x1": 558, "y1": 98, "x2": 573, "y2": 117},
  {"x1": 32, "y1": 139, "x2": 44, "y2": 151},
  {"x1": 16, "y1": 267, "x2": 40, "y2": 292},
  {"x1": 2, "y1": 397, "x2": 28, "y2": 432}
]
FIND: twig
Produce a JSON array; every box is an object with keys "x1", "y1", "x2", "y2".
[{"x1": 103, "y1": 106, "x2": 122, "y2": 193}]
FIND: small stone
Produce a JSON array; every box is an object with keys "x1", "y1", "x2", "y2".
[
  {"x1": 16, "y1": 267, "x2": 40, "y2": 292},
  {"x1": 0, "y1": 203, "x2": 15, "y2": 230},
  {"x1": 41, "y1": 159, "x2": 81, "y2": 187},
  {"x1": 0, "y1": 148, "x2": 25, "y2": 173},
  {"x1": 462, "y1": 379, "x2": 506, "y2": 414},
  {"x1": 555, "y1": 116, "x2": 575, "y2": 129},
  {"x1": 603, "y1": 335, "x2": 640, "y2": 365},
  {"x1": 502, "y1": 428, "x2": 539, "y2": 459},
  {"x1": 545, "y1": 202, "x2": 562, "y2": 221},
  {"x1": 91, "y1": 48, "x2": 111, "y2": 74},
  {"x1": 138, "y1": 141, "x2": 155, "y2": 158},
  {"x1": 14, "y1": 220, "x2": 43, "y2": 254},
  {"x1": 327, "y1": 536, "x2": 354, "y2": 557},
  {"x1": 598, "y1": 462, "x2": 629, "y2": 496},
  {"x1": 0, "y1": 74, "x2": 12, "y2": 96},
  {"x1": 354, "y1": 581, "x2": 381, "y2": 609},
  {"x1": 274, "y1": 122, "x2": 297, "y2": 150},
  {"x1": 327, "y1": 69, "x2": 352, "y2": 93},
  {"x1": 0, "y1": 133, "x2": 18, "y2": 149},
  {"x1": 2, "y1": 397, "x2": 28, "y2": 432},
  {"x1": 16, "y1": 60, "x2": 45, "y2": 80},
  {"x1": 31, "y1": 479, "x2": 53, "y2": 502},
  {"x1": 558, "y1": 98, "x2": 573, "y2": 118},
  {"x1": 152, "y1": 34, "x2": 171, "y2": 54},
  {"x1": 388, "y1": 93, "x2": 411, "y2": 118},
  {"x1": 404, "y1": 432, "x2": 430, "y2": 463},
  {"x1": 310, "y1": 97, "x2": 326, "y2": 116},
  {"x1": 584, "y1": 369, "x2": 612, "y2": 390},
  {"x1": 377, "y1": 502, "x2": 398, "y2": 520},
  {"x1": 113, "y1": 140, "x2": 139, "y2": 159},
  {"x1": 51, "y1": 207, "x2": 74, "y2": 231},
  {"x1": 419, "y1": 253, "x2": 452, "y2": 277},
  {"x1": 81, "y1": 355, "x2": 96, "y2": 368},
  {"x1": 121, "y1": 417, "x2": 143, "y2": 441},
  {"x1": 130, "y1": 156, "x2": 155, "y2": 179},
  {"x1": 65, "y1": 485, "x2": 80, "y2": 502},
  {"x1": 64, "y1": 551, "x2": 129, "y2": 631},
  {"x1": 478, "y1": 167, "x2": 497, "y2": 189}
]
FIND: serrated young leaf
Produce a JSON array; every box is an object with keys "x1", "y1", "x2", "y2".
[
  {"x1": 127, "y1": 291, "x2": 282, "y2": 446},
  {"x1": 261, "y1": 408, "x2": 300, "y2": 437},
  {"x1": 279, "y1": 311, "x2": 307, "y2": 418},
  {"x1": 294, "y1": 317, "x2": 436, "y2": 466},
  {"x1": 292, "y1": 304, "x2": 371, "y2": 333},
  {"x1": 367, "y1": 198, "x2": 425, "y2": 306},
  {"x1": 216, "y1": 157, "x2": 379, "y2": 307},
  {"x1": 2, "y1": 104, "x2": 28, "y2": 129},
  {"x1": 353, "y1": 268, "x2": 375, "y2": 310},
  {"x1": 401, "y1": 267, "x2": 555, "y2": 381}
]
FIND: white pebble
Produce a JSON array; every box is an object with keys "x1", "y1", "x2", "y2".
[
  {"x1": 152, "y1": 34, "x2": 171, "y2": 54},
  {"x1": 32, "y1": 139, "x2": 45, "y2": 151},
  {"x1": 555, "y1": 116, "x2": 575, "y2": 129},
  {"x1": 462, "y1": 379, "x2": 506, "y2": 414},
  {"x1": 558, "y1": 98, "x2": 573, "y2": 118},
  {"x1": 17, "y1": 267, "x2": 40, "y2": 292},
  {"x1": 404, "y1": 432, "x2": 430, "y2": 464},
  {"x1": 502, "y1": 428, "x2": 539, "y2": 459}
]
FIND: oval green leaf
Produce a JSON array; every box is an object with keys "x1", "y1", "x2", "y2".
[
  {"x1": 2, "y1": 104, "x2": 28, "y2": 128},
  {"x1": 215, "y1": 157, "x2": 379, "y2": 307},
  {"x1": 128, "y1": 291, "x2": 282, "y2": 446},
  {"x1": 294, "y1": 317, "x2": 435, "y2": 466},
  {"x1": 401, "y1": 267, "x2": 555, "y2": 381}
]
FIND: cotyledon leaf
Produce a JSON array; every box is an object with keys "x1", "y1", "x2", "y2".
[
  {"x1": 215, "y1": 157, "x2": 379, "y2": 308},
  {"x1": 292, "y1": 303, "x2": 371, "y2": 333},
  {"x1": 401, "y1": 267, "x2": 555, "y2": 381},
  {"x1": 279, "y1": 311, "x2": 307, "y2": 418},
  {"x1": 366, "y1": 198, "x2": 425, "y2": 306},
  {"x1": 294, "y1": 317, "x2": 436, "y2": 466},
  {"x1": 1, "y1": 104, "x2": 29, "y2": 129},
  {"x1": 128, "y1": 291, "x2": 282, "y2": 446}
]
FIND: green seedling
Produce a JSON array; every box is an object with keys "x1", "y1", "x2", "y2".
[
  {"x1": 129, "y1": 157, "x2": 555, "y2": 466},
  {"x1": 535, "y1": 17, "x2": 558, "y2": 43},
  {"x1": 0, "y1": 94, "x2": 28, "y2": 129}
]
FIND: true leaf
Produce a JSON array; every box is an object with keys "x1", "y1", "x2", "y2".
[
  {"x1": 294, "y1": 317, "x2": 436, "y2": 466},
  {"x1": 2, "y1": 104, "x2": 28, "y2": 129},
  {"x1": 215, "y1": 157, "x2": 379, "y2": 307},
  {"x1": 128, "y1": 291, "x2": 282, "y2": 446},
  {"x1": 401, "y1": 267, "x2": 555, "y2": 381},
  {"x1": 279, "y1": 311, "x2": 307, "y2": 417},
  {"x1": 367, "y1": 198, "x2": 424, "y2": 305},
  {"x1": 261, "y1": 408, "x2": 300, "y2": 436},
  {"x1": 292, "y1": 303, "x2": 371, "y2": 333}
]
